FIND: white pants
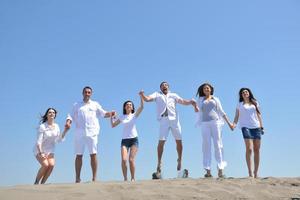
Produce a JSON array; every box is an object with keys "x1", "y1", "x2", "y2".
[{"x1": 201, "y1": 120, "x2": 227, "y2": 170}]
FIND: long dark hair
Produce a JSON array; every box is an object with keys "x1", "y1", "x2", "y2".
[
  {"x1": 196, "y1": 83, "x2": 214, "y2": 97},
  {"x1": 40, "y1": 108, "x2": 57, "y2": 123},
  {"x1": 239, "y1": 88, "x2": 260, "y2": 114},
  {"x1": 123, "y1": 101, "x2": 135, "y2": 115}
]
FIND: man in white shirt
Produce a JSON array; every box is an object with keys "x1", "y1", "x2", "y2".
[
  {"x1": 65, "y1": 86, "x2": 115, "y2": 183},
  {"x1": 140, "y1": 82, "x2": 198, "y2": 175}
]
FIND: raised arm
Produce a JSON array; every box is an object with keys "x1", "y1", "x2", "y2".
[
  {"x1": 139, "y1": 90, "x2": 154, "y2": 102},
  {"x1": 177, "y1": 98, "x2": 199, "y2": 112},
  {"x1": 104, "y1": 111, "x2": 116, "y2": 118},
  {"x1": 135, "y1": 92, "x2": 144, "y2": 118},
  {"x1": 110, "y1": 112, "x2": 121, "y2": 128}
]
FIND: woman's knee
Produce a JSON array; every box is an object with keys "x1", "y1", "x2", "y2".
[
  {"x1": 246, "y1": 148, "x2": 253, "y2": 155},
  {"x1": 129, "y1": 157, "x2": 135, "y2": 164}
]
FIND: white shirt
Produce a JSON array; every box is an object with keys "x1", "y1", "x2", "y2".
[
  {"x1": 67, "y1": 100, "x2": 106, "y2": 136},
  {"x1": 33, "y1": 123, "x2": 64, "y2": 155},
  {"x1": 149, "y1": 91, "x2": 183, "y2": 120},
  {"x1": 196, "y1": 96, "x2": 226, "y2": 127},
  {"x1": 237, "y1": 102, "x2": 260, "y2": 129},
  {"x1": 118, "y1": 113, "x2": 138, "y2": 139}
]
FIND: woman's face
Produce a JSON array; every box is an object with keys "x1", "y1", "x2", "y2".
[
  {"x1": 203, "y1": 85, "x2": 212, "y2": 96},
  {"x1": 47, "y1": 109, "x2": 56, "y2": 120},
  {"x1": 125, "y1": 102, "x2": 133, "y2": 114},
  {"x1": 241, "y1": 89, "x2": 250, "y2": 100}
]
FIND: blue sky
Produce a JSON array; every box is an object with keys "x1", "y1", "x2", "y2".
[{"x1": 0, "y1": 1, "x2": 300, "y2": 186}]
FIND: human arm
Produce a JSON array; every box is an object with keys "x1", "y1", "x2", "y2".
[
  {"x1": 257, "y1": 112, "x2": 263, "y2": 129},
  {"x1": 139, "y1": 90, "x2": 155, "y2": 102},
  {"x1": 177, "y1": 98, "x2": 199, "y2": 112},
  {"x1": 135, "y1": 92, "x2": 144, "y2": 118},
  {"x1": 65, "y1": 119, "x2": 72, "y2": 130},
  {"x1": 36, "y1": 125, "x2": 46, "y2": 158},
  {"x1": 215, "y1": 97, "x2": 234, "y2": 130},
  {"x1": 110, "y1": 112, "x2": 121, "y2": 128},
  {"x1": 232, "y1": 109, "x2": 240, "y2": 130},
  {"x1": 104, "y1": 111, "x2": 116, "y2": 118},
  {"x1": 223, "y1": 114, "x2": 234, "y2": 131}
]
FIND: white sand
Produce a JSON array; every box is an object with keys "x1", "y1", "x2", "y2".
[{"x1": 1, "y1": 177, "x2": 300, "y2": 200}]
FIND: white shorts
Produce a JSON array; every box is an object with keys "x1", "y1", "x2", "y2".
[
  {"x1": 74, "y1": 134, "x2": 98, "y2": 155},
  {"x1": 159, "y1": 117, "x2": 182, "y2": 140}
]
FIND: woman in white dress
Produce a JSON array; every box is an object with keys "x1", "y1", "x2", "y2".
[{"x1": 34, "y1": 108, "x2": 67, "y2": 184}]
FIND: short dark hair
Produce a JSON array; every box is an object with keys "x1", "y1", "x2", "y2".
[
  {"x1": 123, "y1": 100, "x2": 135, "y2": 115},
  {"x1": 160, "y1": 81, "x2": 169, "y2": 88},
  {"x1": 196, "y1": 83, "x2": 214, "y2": 97},
  {"x1": 82, "y1": 86, "x2": 93, "y2": 93}
]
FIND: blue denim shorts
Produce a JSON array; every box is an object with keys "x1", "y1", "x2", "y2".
[
  {"x1": 121, "y1": 137, "x2": 139, "y2": 149},
  {"x1": 241, "y1": 127, "x2": 263, "y2": 140}
]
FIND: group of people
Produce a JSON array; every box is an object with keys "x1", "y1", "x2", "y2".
[{"x1": 33, "y1": 82, "x2": 264, "y2": 184}]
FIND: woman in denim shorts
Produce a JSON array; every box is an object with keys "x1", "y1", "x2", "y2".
[
  {"x1": 232, "y1": 88, "x2": 264, "y2": 178},
  {"x1": 110, "y1": 93, "x2": 144, "y2": 181}
]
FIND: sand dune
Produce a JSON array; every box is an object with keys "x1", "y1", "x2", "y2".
[{"x1": 1, "y1": 177, "x2": 300, "y2": 200}]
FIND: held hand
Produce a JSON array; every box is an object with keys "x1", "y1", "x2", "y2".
[
  {"x1": 139, "y1": 90, "x2": 144, "y2": 96},
  {"x1": 111, "y1": 111, "x2": 116, "y2": 117},
  {"x1": 229, "y1": 123, "x2": 235, "y2": 131},
  {"x1": 65, "y1": 123, "x2": 71, "y2": 130},
  {"x1": 194, "y1": 105, "x2": 199, "y2": 112},
  {"x1": 38, "y1": 153, "x2": 46, "y2": 159}
]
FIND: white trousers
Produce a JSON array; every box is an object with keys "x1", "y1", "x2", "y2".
[{"x1": 201, "y1": 120, "x2": 227, "y2": 170}]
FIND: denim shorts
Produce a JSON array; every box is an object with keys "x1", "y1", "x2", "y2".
[
  {"x1": 241, "y1": 127, "x2": 263, "y2": 140},
  {"x1": 121, "y1": 137, "x2": 139, "y2": 149}
]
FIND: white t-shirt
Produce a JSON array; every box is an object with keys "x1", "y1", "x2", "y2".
[
  {"x1": 67, "y1": 100, "x2": 106, "y2": 136},
  {"x1": 118, "y1": 113, "x2": 138, "y2": 139},
  {"x1": 33, "y1": 123, "x2": 64, "y2": 155},
  {"x1": 149, "y1": 91, "x2": 183, "y2": 120},
  {"x1": 237, "y1": 102, "x2": 260, "y2": 129}
]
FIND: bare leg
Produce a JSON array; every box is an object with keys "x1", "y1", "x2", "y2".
[
  {"x1": 244, "y1": 139, "x2": 253, "y2": 177},
  {"x1": 34, "y1": 155, "x2": 49, "y2": 184},
  {"x1": 90, "y1": 154, "x2": 97, "y2": 182},
  {"x1": 121, "y1": 146, "x2": 128, "y2": 181},
  {"x1": 253, "y1": 139, "x2": 261, "y2": 178},
  {"x1": 75, "y1": 155, "x2": 83, "y2": 183},
  {"x1": 41, "y1": 155, "x2": 55, "y2": 184},
  {"x1": 157, "y1": 140, "x2": 165, "y2": 172},
  {"x1": 175, "y1": 140, "x2": 183, "y2": 171},
  {"x1": 129, "y1": 145, "x2": 138, "y2": 181}
]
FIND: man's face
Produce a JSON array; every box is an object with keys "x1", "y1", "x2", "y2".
[
  {"x1": 83, "y1": 88, "x2": 92, "y2": 99},
  {"x1": 160, "y1": 82, "x2": 169, "y2": 94}
]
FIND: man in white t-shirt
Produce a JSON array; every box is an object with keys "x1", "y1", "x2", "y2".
[
  {"x1": 65, "y1": 86, "x2": 115, "y2": 183},
  {"x1": 140, "y1": 82, "x2": 198, "y2": 174}
]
